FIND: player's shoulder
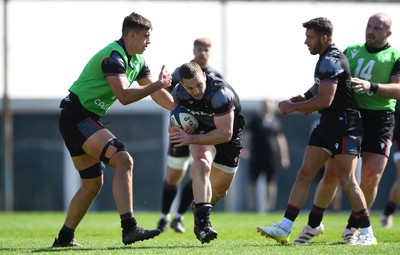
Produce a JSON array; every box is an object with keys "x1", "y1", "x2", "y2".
[
  {"x1": 204, "y1": 66, "x2": 224, "y2": 79},
  {"x1": 387, "y1": 44, "x2": 400, "y2": 58}
]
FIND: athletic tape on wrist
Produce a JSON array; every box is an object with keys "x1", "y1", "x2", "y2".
[{"x1": 369, "y1": 82, "x2": 379, "y2": 93}]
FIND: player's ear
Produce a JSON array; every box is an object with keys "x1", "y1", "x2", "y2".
[{"x1": 320, "y1": 34, "x2": 328, "y2": 43}]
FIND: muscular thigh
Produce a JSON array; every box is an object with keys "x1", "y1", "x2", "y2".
[
  {"x1": 210, "y1": 166, "x2": 236, "y2": 191},
  {"x1": 310, "y1": 113, "x2": 362, "y2": 156},
  {"x1": 59, "y1": 108, "x2": 112, "y2": 156},
  {"x1": 326, "y1": 154, "x2": 358, "y2": 178},
  {"x1": 189, "y1": 144, "x2": 216, "y2": 163},
  {"x1": 361, "y1": 109, "x2": 394, "y2": 156},
  {"x1": 60, "y1": 108, "x2": 118, "y2": 169}
]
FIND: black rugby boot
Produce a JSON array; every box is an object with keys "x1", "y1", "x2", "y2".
[
  {"x1": 52, "y1": 238, "x2": 81, "y2": 248},
  {"x1": 122, "y1": 225, "x2": 161, "y2": 245},
  {"x1": 193, "y1": 203, "x2": 218, "y2": 244}
]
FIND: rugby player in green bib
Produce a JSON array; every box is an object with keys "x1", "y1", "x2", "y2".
[{"x1": 53, "y1": 12, "x2": 174, "y2": 247}]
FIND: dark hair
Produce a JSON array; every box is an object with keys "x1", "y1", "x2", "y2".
[
  {"x1": 302, "y1": 17, "x2": 333, "y2": 38},
  {"x1": 122, "y1": 12, "x2": 152, "y2": 36},
  {"x1": 179, "y1": 62, "x2": 202, "y2": 80}
]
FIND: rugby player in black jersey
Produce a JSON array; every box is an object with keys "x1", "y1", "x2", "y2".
[
  {"x1": 169, "y1": 62, "x2": 245, "y2": 243},
  {"x1": 257, "y1": 17, "x2": 376, "y2": 245},
  {"x1": 157, "y1": 38, "x2": 224, "y2": 234},
  {"x1": 306, "y1": 13, "x2": 400, "y2": 245}
]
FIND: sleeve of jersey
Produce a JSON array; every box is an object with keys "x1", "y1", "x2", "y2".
[
  {"x1": 392, "y1": 58, "x2": 400, "y2": 76},
  {"x1": 136, "y1": 61, "x2": 151, "y2": 80},
  {"x1": 101, "y1": 51, "x2": 126, "y2": 76},
  {"x1": 211, "y1": 88, "x2": 236, "y2": 116},
  {"x1": 171, "y1": 85, "x2": 180, "y2": 103},
  {"x1": 166, "y1": 68, "x2": 181, "y2": 93},
  {"x1": 318, "y1": 57, "x2": 344, "y2": 80}
]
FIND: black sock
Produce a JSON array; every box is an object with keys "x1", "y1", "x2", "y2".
[
  {"x1": 283, "y1": 204, "x2": 301, "y2": 222},
  {"x1": 308, "y1": 204, "x2": 326, "y2": 228},
  {"x1": 120, "y1": 212, "x2": 137, "y2": 233},
  {"x1": 384, "y1": 201, "x2": 397, "y2": 216},
  {"x1": 346, "y1": 211, "x2": 359, "y2": 229},
  {"x1": 193, "y1": 203, "x2": 212, "y2": 228},
  {"x1": 354, "y1": 208, "x2": 371, "y2": 229},
  {"x1": 177, "y1": 180, "x2": 193, "y2": 214},
  {"x1": 161, "y1": 181, "x2": 178, "y2": 215},
  {"x1": 58, "y1": 224, "x2": 75, "y2": 242}
]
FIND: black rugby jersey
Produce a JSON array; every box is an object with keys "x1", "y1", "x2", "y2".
[
  {"x1": 314, "y1": 44, "x2": 357, "y2": 115},
  {"x1": 172, "y1": 75, "x2": 245, "y2": 140}
]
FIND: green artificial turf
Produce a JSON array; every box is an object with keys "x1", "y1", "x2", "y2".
[{"x1": 0, "y1": 211, "x2": 399, "y2": 254}]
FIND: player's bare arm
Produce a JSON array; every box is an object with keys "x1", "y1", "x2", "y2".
[
  {"x1": 290, "y1": 85, "x2": 316, "y2": 102},
  {"x1": 352, "y1": 75, "x2": 400, "y2": 99},
  {"x1": 145, "y1": 74, "x2": 174, "y2": 110},
  {"x1": 279, "y1": 80, "x2": 336, "y2": 115},
  {"x1": 170, "y1": 110, "x2": 234, "y2": 146},
  {"x1": 107, "y1": 65, "x2": 172, "y2": 105}
]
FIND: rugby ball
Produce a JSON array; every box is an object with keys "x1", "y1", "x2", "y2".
[{"x1": 170, "y1": 105, "x2": 199, "y2": 129}]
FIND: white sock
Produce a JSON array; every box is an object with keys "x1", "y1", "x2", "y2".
[
  {"x1": 360, "y1": 226, "x2": 373, "y2": 236},
  {"x1": 279, "y1": 218, "x2": 294, "y2": 233},
  {"x1": 174, "y1": 214, "x2": 183, "y2": 220},
  {"x1": 161, "y1": 214, "x2": 170, "y2": 221}
]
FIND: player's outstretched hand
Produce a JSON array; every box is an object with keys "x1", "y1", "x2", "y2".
[{"x1": 159, "y1": 65, "x2": 172, "y2": 89}]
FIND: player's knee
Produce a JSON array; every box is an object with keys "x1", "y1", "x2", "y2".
[
  {"x1": 100, "y1": 138, "x2": 126, "y2": 165},
  {"x1": 112, "y1": 152, "x2": 134, "y2": 177},
  {"x1": 193, "y1": 158, "x2": 212, "y2": 172},
  {"x1": 296, "y1": 167, "x2": 313, "y2": 182},
  {"x1": 79, "y1": 163, "x2": 105, "y2": 195}
]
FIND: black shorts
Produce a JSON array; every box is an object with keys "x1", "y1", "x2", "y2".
[
  {"x1": 360, "y1": 109, "x2": 394, "y2": 157},
  {"x1": 59, "y1": 93, "x2": 104, "y2": 157},
  {"x1": 168, "y1": 143, "x2": 189, "y2": 157},
  {"x1": 214, "y1": 138, "x2": 243, "y2": 168},
  {"x1": 393, "y1": 111, "x2": 400, "y2": 151},
  {"x1": 309, "y1": 110, "x2": 363, "y2": 156}
]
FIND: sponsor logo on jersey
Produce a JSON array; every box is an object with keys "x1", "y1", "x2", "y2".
[
  {"x1": 191, "y1": 111, "x2": 213, "y2": 117},
  {"x1": 381, "y1": 54, "x2": 390, "y2": 62},
  {"x1": 350, "y1": 49, "x2": 359, "y2": 59},
  {"x1": 94, "y1": 99, "x2": 111, "y2": 110},
  {"x1": 132, "y1": 60, "x2": 140, "y2": 71}
]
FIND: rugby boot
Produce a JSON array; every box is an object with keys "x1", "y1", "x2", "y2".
[
  {"x1": 170, "y1": 217, "x2": 186, "y2": 233},
  {"x1": 293, "y1": 223, "x2": 324, "y2": 244},
  {"x1": 156, "y1": 218, "x2": 169, "y2": 233},
  {"x1": 193, "y1": 203, "x2": 218, "y2": 244},
  {"x1": 52, "y1": 238, "x2": 81, "y2": 248},
  {"x1": 257, "y1": 223, "x2": 290, "y2": 244},
  {"x1": 122, "y1": 225, "x2": 161, "y2": 245}
]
